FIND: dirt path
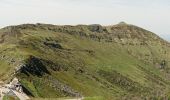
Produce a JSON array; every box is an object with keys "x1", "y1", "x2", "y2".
[
  {"x1": 65, "y1": 97, "x2": 84, "y2": 100},
  {"x1": 12, "y1": 90, "x2": 30, "y2": 100}
]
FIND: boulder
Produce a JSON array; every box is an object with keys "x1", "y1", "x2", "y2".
[{"x1": 88, "y1": 24, "x2": 103, "y2": 33}]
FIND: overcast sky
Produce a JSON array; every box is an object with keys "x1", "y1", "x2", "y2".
[{"x1": 0, "y1": 0, "x2": 170, "y2": 40}]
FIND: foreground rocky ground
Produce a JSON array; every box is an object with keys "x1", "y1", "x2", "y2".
[{"x1": 0, "y1": 78, "x2": 29, "y2": 100}]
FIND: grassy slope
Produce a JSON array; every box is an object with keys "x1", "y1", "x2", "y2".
[{"x1": 0, "y1": 23, "x2": 170, "y2": 99}]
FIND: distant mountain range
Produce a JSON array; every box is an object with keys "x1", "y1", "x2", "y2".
[
  {"x1": 159, "y1": 34, "x2": 170, "y2": 42},
  {"x1": 0, "y1": 22, "x2": 170, "y2": 99}
]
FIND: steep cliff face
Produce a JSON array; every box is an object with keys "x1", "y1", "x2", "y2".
[{"x1": 0, "y1": 23, "x2": 170, "y2": 99}]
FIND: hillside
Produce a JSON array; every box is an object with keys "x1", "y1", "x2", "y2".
[{"x1": 0, "y1": 22, "x2": 170, "y2": 99}]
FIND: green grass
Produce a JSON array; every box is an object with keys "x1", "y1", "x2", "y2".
[
  {"x1": 1, "y1": 23, "x2": 170, "y2": 99},
  {"x1": 3, "y1": 95, "x2": 20, "y2": 100}
]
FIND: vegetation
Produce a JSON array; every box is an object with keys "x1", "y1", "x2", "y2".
[
  {"x1": 3, "y1": 95, "x2": 20, "y2": 100},
  {"x1": 0, "y1": 23, "x2": 170, "y2": 99}
]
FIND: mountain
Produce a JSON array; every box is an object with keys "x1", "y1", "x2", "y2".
[
  {"x1": 159, "y1": 34, "x2": 170, "y2": 42},
  {"x1": 0, "y1": 22, "x2": 170, "y2": 99}
]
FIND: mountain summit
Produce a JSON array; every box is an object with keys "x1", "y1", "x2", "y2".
[
  {"x1": 0, "y1": 23, "x2": 170, "y2": 99},
  {"x1": 118, "y1": 21, "x2": 128, "y2": 25}
]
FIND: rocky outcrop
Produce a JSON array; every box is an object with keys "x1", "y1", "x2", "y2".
[
  {"x1": 88, "y1": 24, "x2": 103, "y2": 33},
  {"x1": 20, "y1": 56, "x2": 50, "y2": 77},
  {"x1": 42, "y1": 76, "x2": 82, "y2": 97}
]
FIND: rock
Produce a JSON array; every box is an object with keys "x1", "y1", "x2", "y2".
[
  {"x1": 88, "y1": 24, "x2": 103, "y2": 33},
  {"x1": 44, "y1": 42, "x2": 62, "y2": 49},
  {"x1": 118, "y1": 21, "x2": 127, "y2": 25}
]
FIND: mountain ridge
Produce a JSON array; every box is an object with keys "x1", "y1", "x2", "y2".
[{"x1": 0, "y1": 23, "x2": 170, "y2": 99}]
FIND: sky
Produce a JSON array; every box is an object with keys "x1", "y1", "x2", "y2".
[{"x1": 0, "y1": 0, "x2": 170, "y2": 40}]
